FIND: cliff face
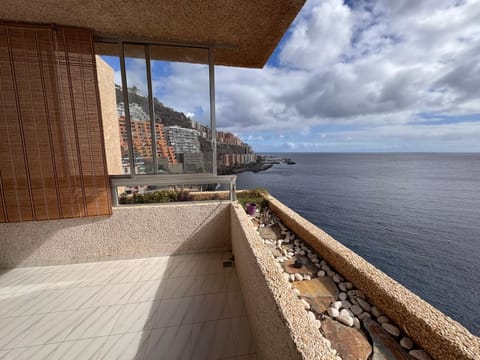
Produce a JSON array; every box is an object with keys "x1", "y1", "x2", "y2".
[{"x1": 115, "y1": 87, "x2": 192, "y2": 128}]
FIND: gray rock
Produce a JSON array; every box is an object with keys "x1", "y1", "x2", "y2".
[
  {"x1": 371, "y1": 306, "x2": 382, "y2": 318},
  {"x1": 400, "y1": 337, "x2": 414, "y2": 350},
  {"x1": 294, "y1": 273, "x2": 304, "y2": 281},
  {"x1": 345, "y1": 282, "x2": 353, "y2": 289},
  {"x1": 341, "y1": 300, "x2": 352, "y2": 309},
  {"x1": 377, "y1": 316, "x2": 389, "y2": 324},
  {"x1": 339, "y1": 292, "x2": 347, "y2": 301},
  {"x1": 351, "y1": 304, "x2": 363, "y2": 316},
  {"x1": 333, "y1": 275, "x2": 342, "y2": 283},
  {"x1": 409, "y1": 350, "x2": 432, "y2": 360},
  {"x1": 357, "y1": 298, "x2": 372, "y2": 312},
  {"x1": 358, "y1": 312, "x2": 371, "y2": 321},
  {"x1": 382, "y1": 323, "x2": 400, "y2": 337},
  {"x1": 339, "y1": 283, "x2": 347, "y2": 292},
  {"x1": 317, "y1": 270, "x2": 326, "y2": 277}
]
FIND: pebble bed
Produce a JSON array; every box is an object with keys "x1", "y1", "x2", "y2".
[{"x1": 255, "y1": 208, "x2": 433, "y2": 360}]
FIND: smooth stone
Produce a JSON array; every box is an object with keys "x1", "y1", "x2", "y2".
[
  {"x1": 339, "y1": 292, "x2": 347, "y2": 301},
  {"x1": 353, "y1": 317, "x2": 361, "y2": 329},
  {"x1": 332, "y1": 301, "x2": 343, "y2": 310},
  {"x1": 293, "y1": 288, "x2": 301, "y2": 296},
  {"x1": 328, "y1": 307, "x2": 340, "y2": 318},
  {"x1": 372, "y1": 306, "x2": 382, "y2": 318},
  {"x1": 258, "y1": 224, "x2": 283, "y2": 240},
  {"x1": 317, "y1": 270, "x2": 326, "y2": 277},
  {"x1": 345, "y1": 282, "x2": 353, "y2": 289},
  {"x1": 377, "y1": 316, "x2": 389, "y2": 324},
  {"x1": 327, "y1": 270, "x2": 336, "y2": 277},
  {"x1": 304, "y1": 275, "x2": 311, "y2": 281},
  {"x1": 333, "y1": 275, "x2": 342, "y2": 283},
  {"x1": 312, "y1": 257, "x2": 319, "y2": 263},
  {"x1": 347, "y1": 290, "x2": 357, "y2": 297},
  {"x1": 294, "y1": 273, "x2": 304, "y2": 281},
  {"x1": 322, "y1": 317, "x2": 372, "y2": 360},
  {"x1": 363, "y1": 319, "x2": 414, "y2": 360},
  {"x1": 409, "y1": 350, "x2": 432, "y2": 360},
  {"x1": 351, "y1": 304, "x2": 363, "y2": 316},
  {"x1": 301, "y1": 298, "x2": 311, "y2": 310},
  {"x1": 400, "y1": 337, "x2": 414, "y2": 350},
  {"x1": 299, "y1": 250, "x2": 306, "y2": 255},
  {"x1": 338, "y1": 313, "x2": 354, "y2": 327},
  {"x1": 351, "y1": 297, "x2": 358, "y2": 305},
  {"x1": 289, "y1": 274, "x2": 295, "y2": 282},
  {"x1": 357, "y1": 298, "x2": 372, "y2": 312},
  {"x1": 314, "y1": 319, "x2": 322, "y2": 329},
  {"x1": 382, "y1": 323, "x2": 400, "y2": 337},
  {"x1": 338, "y1": 283, "x2": 347, "y2": 292},
  {"x1": 340, "y1": 308, "x2": 353, "y2": 318},
  {"x1": 341, "y1": 300, "x2": 352, "y2": 309},
  {"x1": 265, "y1": 243, "x2": 282, "y2": 257},
  {"x1": 356, "y1": 290, "x2": 366, "y2": 299},
  {"x1": 307, "y1": 311, "x2": 316, "y2": 322},
  {"x1": 358, "y1": 312, "x2": 371, "y2": 321}
]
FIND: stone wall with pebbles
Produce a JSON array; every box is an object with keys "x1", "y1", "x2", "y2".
[
  {"x1": 230, "y1": 203, "x2": 339, "y2": 360},
  {"x1": 266, "y1": 195, "x2": 480, "y2": 360}
]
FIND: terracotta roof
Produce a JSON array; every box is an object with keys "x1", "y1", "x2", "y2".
[{"x1": 1, "y1": 0, "x2": 305, "y2": 68}]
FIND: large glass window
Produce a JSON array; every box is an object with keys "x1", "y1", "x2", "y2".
[{"x1": 96, "y1": 42, "x2": 213, "y2": 180}]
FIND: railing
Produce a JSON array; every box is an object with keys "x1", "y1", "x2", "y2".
[{"x1": 110, "y1": 174, "x2": 237, "y2": 206}]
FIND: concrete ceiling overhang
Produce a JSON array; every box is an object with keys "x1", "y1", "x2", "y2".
[{"x1": 0, "y1": 0, "x2": 306, "y2": 68}]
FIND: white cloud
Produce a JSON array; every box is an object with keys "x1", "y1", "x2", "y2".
[{"x1": 117, "y1": 0, "x2": 480, "y2": 150}]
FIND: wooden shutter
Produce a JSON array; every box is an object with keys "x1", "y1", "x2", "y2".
[{"x1": 0, "y1": 22, "x2": 111, "y2": 222}]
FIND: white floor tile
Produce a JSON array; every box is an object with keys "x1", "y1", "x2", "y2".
[
  {"x1": 97, "y1": 331, "x2": 150, "y2": 360},
  {"x1": 143, "y1": 325, "x2": 192, "y2": 360}
]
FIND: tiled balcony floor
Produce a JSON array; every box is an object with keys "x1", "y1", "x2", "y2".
[{"x1": 0, "y1": 252, "x2": 256, "y2": 360}]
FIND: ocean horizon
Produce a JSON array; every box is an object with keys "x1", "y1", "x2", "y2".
[{"x1": 236, "y1": 152, "x2": 480, "y2": 336}]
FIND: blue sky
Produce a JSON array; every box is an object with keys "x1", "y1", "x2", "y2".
[{"x1": 103, "y1": 0, "x2": 480, "y2": 152}]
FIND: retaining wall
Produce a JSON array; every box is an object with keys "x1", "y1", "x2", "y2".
[
  {"x1": 0, "y1": 201, "x2": 230, "y2": 267},
  {"x1": 230, "y1": 203, "x2": 337, "y2": 360}
]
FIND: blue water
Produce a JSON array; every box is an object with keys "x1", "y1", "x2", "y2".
[{"x1": 236, "y1": 153, "x2": 480, "y2": 335}]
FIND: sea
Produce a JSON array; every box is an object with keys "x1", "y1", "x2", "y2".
[{"x1": 235, "y1": 153, "x2": 480, "y2": 336}]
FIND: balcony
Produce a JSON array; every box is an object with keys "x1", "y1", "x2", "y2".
[{"x1": 1, "y1": 196, "x2": 478, "y2": 360}]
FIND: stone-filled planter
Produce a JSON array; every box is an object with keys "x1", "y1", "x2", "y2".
[{"x1": 260, "y1": 194, "x2": 480, "y2": 360}]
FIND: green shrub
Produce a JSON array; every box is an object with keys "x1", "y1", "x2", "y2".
[
  {"x1": 119, "y1": 189, "x2": 193, "y2": 205},
  {"x1": 237, "y1": 188, "x2": 269, "y2": 212}
]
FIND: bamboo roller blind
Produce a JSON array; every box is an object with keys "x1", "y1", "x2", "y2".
[{"x1": 0, "y1": 23, "x2": 111, "y2": 222}]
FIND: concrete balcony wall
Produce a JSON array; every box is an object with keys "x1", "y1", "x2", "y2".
[
  {"x1": 0, "y1": 201, "x2": 230, "y2": 268},
  {"x1": 267, "y1": 195, "x2": 480, "y2": 360},
  {"x1": 230, "y1": 202, "x2": 337, "y2": 360}
]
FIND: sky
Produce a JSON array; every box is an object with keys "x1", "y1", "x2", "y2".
[{"x1": 103, "y1": 0, "x2": 480, "y2": 152}]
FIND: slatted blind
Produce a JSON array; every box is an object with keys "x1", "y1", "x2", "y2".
[{"x1": 0, "y1": 23, "x2": 111, "y2": 222}]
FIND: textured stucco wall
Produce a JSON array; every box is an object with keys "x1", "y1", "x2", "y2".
[
  {"x1": 267, "y1": 195, "x2": 480, "y2": 360},
  {"x1": 0, "y1": 202, "x2": 230, "y2": 267},
  {"x1": 96, "y1": 55, "x2": 122, "y2": 175},
  {"x1": 230, "y1": 203, "x2": 338, "y2": 360}
]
